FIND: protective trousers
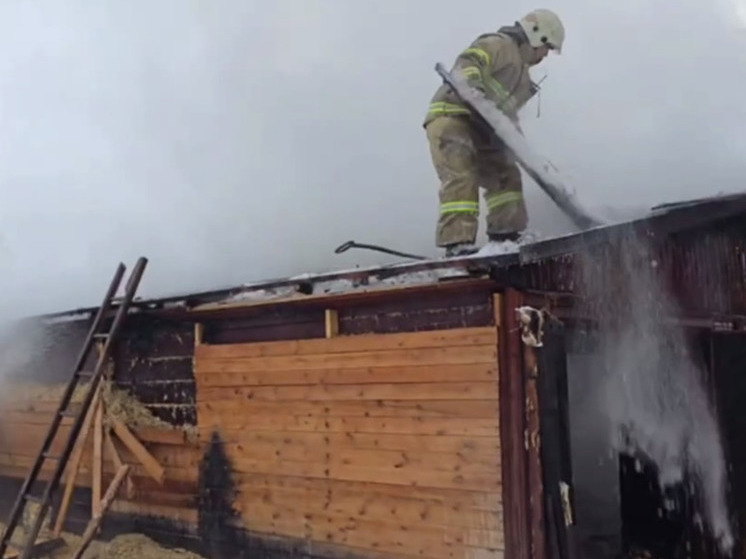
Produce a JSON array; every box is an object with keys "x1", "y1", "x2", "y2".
[{"x1": 425, "y1": 115, "x2": 527, "y2": 247}]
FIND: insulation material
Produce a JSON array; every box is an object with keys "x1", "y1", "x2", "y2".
[{"x1": 100, "y1": 382, "x2": 197, "y2": 437}]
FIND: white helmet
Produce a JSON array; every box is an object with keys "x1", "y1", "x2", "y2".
[{"x1": 518, "y1": 9, "x2": 565, "y2": 54}]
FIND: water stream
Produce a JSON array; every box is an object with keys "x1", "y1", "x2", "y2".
[{"x1": 574, "y1": 232, "x2": 735, "y2": 554}]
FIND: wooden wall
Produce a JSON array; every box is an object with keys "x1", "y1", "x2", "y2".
[
  {"x1": 0, "y1": 314, "x2": 202, "y2": 536},
  {"x1": 193, "y1": 325, "x2": 503, "y2": 559},
  {"x1": 0, "y1": 279, "x2": 514, "y2": 558},
  {"x1": 0, "y1": 382, "x2": 201, "y2": 530}
]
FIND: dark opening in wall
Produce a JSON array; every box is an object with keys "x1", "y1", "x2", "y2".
[
  {"x1": 564, "y1": 327, "x2": 734, "y2": 559},
  {"x1": 711, "y1": 332, "x2": 746, "y2": 559},
  {"x1": 565, "y1": 346, "x2": 622, "y2": 559},
  {"x1": 619, "y1": 445, "x2": 700, "y2": 558}
]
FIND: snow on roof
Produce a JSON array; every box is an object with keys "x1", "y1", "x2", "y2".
[
  {"x1": 221, "y1": 267, "x2": 476, "y2": 305},
  {"x1": 29, "y1": 190, "x2": 746, "y2": 322}
]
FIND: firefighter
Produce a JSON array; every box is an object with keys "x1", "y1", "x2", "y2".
[{"x1": 424, "y1": 9, "x2": 565, "y2": 257}]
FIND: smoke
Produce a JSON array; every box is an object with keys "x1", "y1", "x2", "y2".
[
  {"x1": 0, "y1": 316, "x2": 56, "y2": 381},
  {"x1": 575, "y1": 233, "x2": 734, "y2": 553},
  {"x1": 0, "y1": 0, "x2": 743, "y2": 321}
]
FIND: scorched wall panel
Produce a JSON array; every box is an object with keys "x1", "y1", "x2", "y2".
[
  {"x1": 194, "y1": 325, "x2": 503, "y2": 559},
  {"x1": 111, "y1": 315, "x2": 197, "y2": 427}
]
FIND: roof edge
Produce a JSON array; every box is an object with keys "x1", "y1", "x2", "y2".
[{"x1": 29, "y1": 251, "x2": 521, "y2": 324}]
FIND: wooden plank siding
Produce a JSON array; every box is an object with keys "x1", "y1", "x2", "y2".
[
  {"x1": 0, "y1": 386, "x2": 200, "y2": 525},
  {"x1": 194, "y1": 325, "x2": 504, "y2": 559},
  {"x1": 0, "y1": 279, "x2": 523, "y2": 559}
]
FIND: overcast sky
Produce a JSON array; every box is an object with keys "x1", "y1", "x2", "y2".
[{"x1": 0, "y1": 0, "x2": 745, "y2": 317}]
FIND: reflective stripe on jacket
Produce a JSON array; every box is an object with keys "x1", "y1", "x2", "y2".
[{"x1": 424, "y1": 31, "x2": 537, "y2": 128}]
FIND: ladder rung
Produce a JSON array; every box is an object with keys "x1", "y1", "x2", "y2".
[
  {"x1": 75, "y1": 370, "x2": 95, "y2": 379},
  {"x1": 23, "y1": 494, "x2": 43, "y2": 504},
  {"x1": 93, "y1": 333, "x2": 109, "y2": 339},
  {"x1": 42, "y1": 452, "x2": 61, "y2": 461},
  {"x1": 58, "y1": 409, "x2": 77, "y2": 418}
]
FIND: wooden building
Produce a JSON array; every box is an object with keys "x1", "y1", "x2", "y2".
[{"x1": 0, "y1": 192, "x2": 745, "y2": 559}]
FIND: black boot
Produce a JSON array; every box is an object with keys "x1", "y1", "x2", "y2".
[
  {"x1": 488, "y1": 232, "x2": 520, "y2": 243},
  {"x1": 444, "y1": 242, "x2": 478, "y2": 258}
]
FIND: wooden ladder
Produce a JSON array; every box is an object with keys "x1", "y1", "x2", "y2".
[{"x1": 0, "y1": 257, "x2": 148, "y2": 559}]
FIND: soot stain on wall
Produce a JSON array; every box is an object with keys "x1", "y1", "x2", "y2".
[
  {"x1": 197, "y1": 430, "x2": 240, "y2": 558},
  {"x1": 195, "y1": 431, "x2": 373, "y2": 559}
]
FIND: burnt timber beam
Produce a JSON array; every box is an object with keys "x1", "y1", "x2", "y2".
[
  {"x1": 524, "y1": 337, "x2": 546, "y2": 559},
  {"x1": 534, "y1": 311, "x2": 578, "y2": 559},
  {"x1": 499, "y1": 288, "x2": 531, "y2": 559}
]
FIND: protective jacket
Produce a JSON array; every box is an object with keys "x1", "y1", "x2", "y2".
[{"x1": 424, "y1": 26, "x2": 539, "y2": 129}]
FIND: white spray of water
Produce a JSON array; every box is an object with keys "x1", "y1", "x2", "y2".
[{"x1": 576, "y1": 234, "x2": 735, "y2": 554}]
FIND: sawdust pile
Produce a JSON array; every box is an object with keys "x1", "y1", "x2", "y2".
[
  {"x1": 1, "y1": 512, "x2": 205, "y2": 559},
  {"x1": 61, "y1": 533, "x2": 205, "y2": 559}
]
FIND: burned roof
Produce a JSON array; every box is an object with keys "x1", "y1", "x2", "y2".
[
  {"x1": 520, "y1": 191, "x2": 746, "y2": 263},
  {"x1": 34, "y1": 190, "x2": 746, "y2": 323}
]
